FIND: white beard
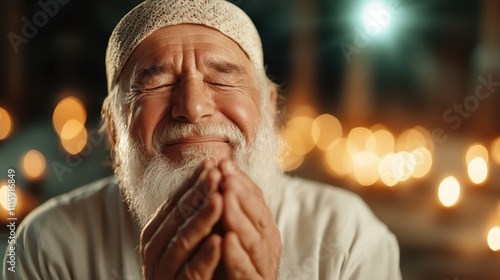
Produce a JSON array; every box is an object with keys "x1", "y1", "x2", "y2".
[{"x1": 114, "y1": 112, "x2": 285, "y2": 228}]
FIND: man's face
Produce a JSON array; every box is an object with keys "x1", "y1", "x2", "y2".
[
  {"x1": 112, "y1": 24, "x2": 283, "y2": 227},
  {"x1": 120, "y1": 24, "x2": 265, "y2": 163}
]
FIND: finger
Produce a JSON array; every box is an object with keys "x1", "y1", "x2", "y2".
[
  {"x1": 220, "y1": 160, "x2": 282, "y2": 277},
  {"x1": 219, "y1": 159, "x2": 263, "y2": 199},
  {"x1": 156, "y1": 192, "x2": 223, "y2": 277},
  {"x1": 223, "y1": 232, "x2": 260, "y2": 280},
  {"x1": 141, "y1": 165, "x2": 222, "y2": 275},
  {"x1": 142, "y1": 160, "x2": 214, "y2": 242},
  {"x1": 223, "y1": 187, "x2": 268, "y2": 276},
  {"x1": 177, "y1": 234, "x2": 222, "y2": 280},
  {"x1": 220, "y1": 161, "x2": 274, "y2": 234}
]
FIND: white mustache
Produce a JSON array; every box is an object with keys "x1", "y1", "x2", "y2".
[{"x1": 152, "y1": 122, "x2": 246, "y2": 151}]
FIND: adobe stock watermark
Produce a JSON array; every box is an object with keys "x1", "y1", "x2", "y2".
[
  {"x1": 51, "y1": 129, "x2": 104, "y2": 182},
  {"x1": 340, "y1": 0, "x2": 407, "y2": 63},
  {"x1": 7, "y1": 0, "x2": 71, "y2": 54}
]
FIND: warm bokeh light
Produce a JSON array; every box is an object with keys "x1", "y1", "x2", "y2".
[
  {"x1": 491, "y1": 137, "x2": 500, "y2": 165},
  {"x1": 285, "y1": 116, "x2": 316, "y2": 155},
  {"x1": 21, "y1": 150, "x2": 47, "y2": 181},
  {"x1": 438, "y1": 176, "x2": 460, "y2": 207},
  {"x1": 367, "y1": 128, "x2": 395, "y2": 156},
  {"x1": 283, "y1": 128, "x2": 308, "y2": 156},
  {"x1": 324, "y1": 138, "x2": 352, "y2": 177},
  {"x1": 397, "y1": 127, "x2": 427, "y2": 152},
  {"x1": 414, "y1": 126, "x2": 435, "y2": 152},
  {"x1": 52, "y1": 96, "x2": 87, "y2": 136},
  {"x1": 411, "y1": 147, "x2": 433, "y2": 179},
  {"x1": 346, "y1": 127, "x2": 373, "y2": 157},
  {"x1": 60, "y1": 120, "x2": 88, "y2": 155},
  {"x1": 378, "y1": 153, "x2": 399, "y2": 187},
  {"x1": 352, "y1": 151, "x2": 380, "y2": 186},
  {"x1": 0, "y1": 184, "x2": 10, "y2": 210},
  {"x1": 467, "y1": 157, "x2": 488, "y2": 185},
  {"x1": 487, "y1": 226, "x2": 500, "y2": 252},
  {"x1": 312, "y1": 114, "x2": 342, "y2": 151},
  {"x1": 291, "y1": 105, "x2": 317, "y2": 118},
  {"x1": 498, "y1": 202, "x2": 500, "y2": 219},
  {"x1": 392, "y1": 151, "x2": 417, "y2": 182},
  {"x1": 60, "y1": 119, "x2": 85, "y2": 140},
  {"x1": 466, "y1": 144, "x2": 489, "y2": 164},
  {"x1": 283, "y1": 151, "x2": 305, "y2": 172},
  {"x1": 0, "y1": 107, "x2": 13, "y2": 140}
]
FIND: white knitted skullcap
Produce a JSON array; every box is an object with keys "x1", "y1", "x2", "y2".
[{"x1": 105, "y1": 0, "x2": 263, "y2": 92}]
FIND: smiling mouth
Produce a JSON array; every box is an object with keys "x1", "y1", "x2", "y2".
[{"x1": 165, "y1": 136, "x2": 230, "y2": 147}]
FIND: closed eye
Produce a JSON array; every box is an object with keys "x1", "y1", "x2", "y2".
[
  {"x1": 142, "y1": 83, "x2": 177, "y2": 92},
  {"x1": 209, "y1": 82, "x2": 233, "y2": 87}
]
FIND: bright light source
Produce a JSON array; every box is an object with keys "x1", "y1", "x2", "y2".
[
  {"x1": 397, "y1": 128, "x2": 426, "y2": 152},
  {"x1": 466, "y1": 144, "x2": 489, "y2": 164},
  {"x1": 487, "y1": 226, "x2": 500, "y2": 251},
  {"x1": 352, "y1": 151, "x2": 380, "y2": 186},
  {"x1": 438, "y1": 176, "x2": 460, "y2": 207},
  {"x1": 283, "y1": 128, "x2": 308, "y2": 156},
  {"x1": 362, "y1": 2, "x2": 392, "y2": 35},
  {"x1": 0, "y1": 184, "x2": 10, "y2": 210},
  {"x1": 347, "y1": 127, "x2": 373, "y2": 157},
  {"x1": 324, "y1": 138, "x2": 352, "y2": 177},
  {"x1": 391, "y1": 151, "x2": 416, "y2": 182},
  {"x1": 285, "y1": 116, "x2": 316, "y2": 155},
  {"x1": 53, "y1": 96, "x2": 86, "y2": 136},
  {"x1": 312, "y1": 114, "x2": 342, "y2": 151},
  {"x1": 491, "y1": 137, "x2": 500, "y2": 165},
  {"x1": 0, "y1": 107, "x2": 13, "y2": 140},
  {"x1": 411, "y1": 147, "x2": 433, "y2": 179},
  {"x1": 21, "y1": 150, "x2": 46, "y2": 181},
  {"x1": 467, "y1": 157, "x2": 488, "y2": 185},
  {"x1": 283, "y1": 151, "x2": 305, "y2": 172},
  {"x1": 60, "y1": 120, "x2": 88, "y2": 155},
  {"x1": 379, "y1": 153, "x2": 398, "y2": 187},
  {"x1": 367, "y1": 128, "x2": 395, "y2": 157}
]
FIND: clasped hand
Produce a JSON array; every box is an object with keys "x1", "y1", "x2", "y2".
[{"x1": 140, "y1": 159, "x2": 282, "y2": 280}]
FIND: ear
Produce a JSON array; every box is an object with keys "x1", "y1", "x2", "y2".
[
  {"x1": 106, "y1": 116, "x2": 117, "y2": 149},
  {"x1": 268, "y1": 82, "x2": 278, "y2": 116},
  {"x1": 102, "y1": 100, "x2": 117, "y2": 150}
]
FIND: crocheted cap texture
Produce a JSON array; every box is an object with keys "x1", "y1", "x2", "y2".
[{"x1": 105, "y1": 0, "x2": 263, "y2": 92}]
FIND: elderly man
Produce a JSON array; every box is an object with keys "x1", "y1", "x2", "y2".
[{"x1": 4, "y1": 0, "x2": 401, "y2": 279}]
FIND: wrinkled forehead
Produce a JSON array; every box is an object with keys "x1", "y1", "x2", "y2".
[
  {"x1": 122, "y1": 24, "x2": 253, "y2": 79},
  {"x1": 105, "y1": 0, "x2": 263, "y2": 93}
]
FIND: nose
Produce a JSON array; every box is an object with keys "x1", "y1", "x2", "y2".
[{"x1": 171, "y1": 77, "x2": 215, "y2": 123}]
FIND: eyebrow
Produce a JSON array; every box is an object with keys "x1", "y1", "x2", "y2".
[
  {"x1": 205, "y1": 60, "x2": 246, "y2": 76},
  {"x1": 134, "y1": 64, "x2": 171, "y2": 85},
  {"x1": 133, "y1": 60, "x2": 247, "y2": 85}
]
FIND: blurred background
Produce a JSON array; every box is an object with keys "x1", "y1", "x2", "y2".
[{"x1": 1, "y1": 0, "x2": 500, "y2": 279}]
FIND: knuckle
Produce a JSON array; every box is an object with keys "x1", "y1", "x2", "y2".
[
  {"x1": 248, "y1": 240, "x2": 262, "y2": 257},
  {"x1": 256, "y1": 216, "x2": 268, "y2": 230}
]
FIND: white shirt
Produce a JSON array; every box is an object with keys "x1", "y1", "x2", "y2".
[{"x1": 3, "y1": 176, "x2": 401, "y2": 279}]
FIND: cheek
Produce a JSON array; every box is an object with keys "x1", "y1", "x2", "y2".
[
  {"x1": 216, "y1": 94, "x2": 261, "y2": 142},
  {"x1": 129, "y1": 96, "x2": 170, "y2": 152}
]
